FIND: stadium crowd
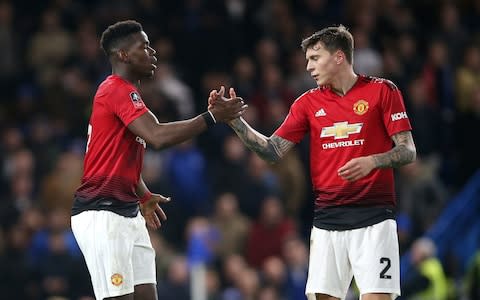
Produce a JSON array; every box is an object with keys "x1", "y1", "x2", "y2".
[{"x1": 0, "y1": 0, "x2": 479, "y2": 299}]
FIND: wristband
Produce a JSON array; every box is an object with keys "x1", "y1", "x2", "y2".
[
  {"x1": 201, "y1": 111, "x2": 216, "y2": 128},
  {"x1": 139, "y1": 190, "x2": 152, "y2": 204}
]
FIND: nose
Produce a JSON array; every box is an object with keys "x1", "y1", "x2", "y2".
[{"x1": 306, "y1": 60, "x2": 313, "y2": 72}]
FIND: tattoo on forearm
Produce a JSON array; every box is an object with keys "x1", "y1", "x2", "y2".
[
  {"x1": 229, "y1": 118, "x2": 293, "y2": 163},
  {"x1": 373, "y1": 131, "x2": 416, "y2": 168}
]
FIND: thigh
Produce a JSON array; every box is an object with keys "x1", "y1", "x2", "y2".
[
  {"x1": 347, "y1": 220, "x2": 400, "y2": 299},
  {"x1": 72, "y1": 211, "x2": 136, "y2": 300},
  {"x1": 132, "y1": 213, "x2": 157, "y2": 286},
  {"x1": 305, "y1": 227, "x2": 353, "y2": 299}
]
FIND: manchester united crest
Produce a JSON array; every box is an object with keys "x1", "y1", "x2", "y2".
[
  {"x1": 111, "y1": 273, "x2": 124, "y2": 286},
  {"x1": 353, "y1": 100, "x2": 369, "y2": 115}
]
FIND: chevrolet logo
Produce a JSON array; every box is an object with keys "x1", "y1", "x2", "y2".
[{"x1": 320, "y1": 121, "x2": 363, "y2": 139}]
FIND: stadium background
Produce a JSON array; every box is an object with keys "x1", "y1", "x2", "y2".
[{"x1": 0, "y1": 0, "x2": 479, "y2": 299}]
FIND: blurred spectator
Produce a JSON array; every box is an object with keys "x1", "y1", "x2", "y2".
[
  {"x1": 260, "y1": 256, "x2": 287, "y2": 295},
  {"x1": 220, "y1": 253, "x2": 248, "y2": 290},
  {"x1": 222, "y1": 267, "x2": 260, "y2": 300},
  {"x1": 0, "y1": 224, "x2": 37, "y2": 299},
  {"x1": 239, "y1": 154, "x2": 281, "y2": 218},
  {"x1": 211, "y1": 192, "x2": 250, "y2": 259},
  {"x1": 422, "y1": 39, "x2": 455, "y2": 114},
  {"x1": 27, "y1": 8, "x2": 74, "y2": 87},
  {"x1": 257, "y1": 285, "x2": 282, "y2": 300},
  {"x1": 352, "y1": 27, "x2": 383, "y2": 76},
  {"x1": 436, "y1": 2, "x2": 467, "y2": 66},
  {"x1": 153, "y1": 62, "x2": 196, "y2": 119},
  {"x1": 0, "y1": 174, "x2": 35, "y2": 229},
  {"x1": 397, "y1": 158, "x2": 448, "y2": 236},
  {"x1": 157, "y1": 255, "x2": 191, "y2": 300},
  {"x1": 402, "y1": 237, "x2": 449, "y2": 300},
  {"x1": 455, "y1": 44, "x2": 480, "y2": 113},
  {"x1": 270, "y1": 148, "x2": 306, "y2": 218},
  {"x1": 463, "y1": 250, "x2": 480, "y2": 300},
  {"x1": 249, "y1": 64, "x2": 295, "y2": 131},
  {"x1": 40, "y1": 151, "x2": 83, "y2": 211},
  {"x1": 231, "y1": 55, "x2": 257, "y2": 100},
  {"x1": 162, "y1": 140, "x2": 211, "y2": 245},
  {"x1": 245, "y1": 195, "x2": 296, "y2": 268},
  {"x1": 287, "y1": 49, "x2": 317, "y2": 97},
  {"x1": 0, "y1": 1, "x2": 19, "y2": 86},
  {"x1": 454, "y1": 86, "x2": 480, "y2": 185},
  {"x1": 405, "y1": 76, "x2": 443, "y2": 158},
  {"x1": 282, "y1": 236, "x2": 308, "y2": 300}
]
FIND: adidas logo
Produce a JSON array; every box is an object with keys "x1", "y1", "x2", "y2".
[{"x1": 315, "y1": 108, "x2": 326, "y2": 117}]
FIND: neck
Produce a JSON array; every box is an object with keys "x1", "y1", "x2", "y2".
[
  {"x1": 112, "y1": 65, "x2": 140, "y2": 87},
  {"x1": 330, "y1": 68, "x2": 358, "y2": 96}
]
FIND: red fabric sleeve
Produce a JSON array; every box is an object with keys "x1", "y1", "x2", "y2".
[
  {"x1": 111, "y1": 85, "x2": 149, "y2": 126},
  {"x1": 274, "y1": 97, "x2": 309, "y2": 143},
  {"x1": 381, "y1": 84, "x2": 412, "y2": 136}
]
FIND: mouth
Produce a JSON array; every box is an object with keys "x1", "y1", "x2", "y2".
[{"x1": 151, "y1": 56, "x2": 157, "y2": 69}]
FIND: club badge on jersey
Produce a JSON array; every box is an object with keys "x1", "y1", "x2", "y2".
[
  {"x1": 130, "y1": 92, "x2": 145, "y2": 109},
  {"x1": 353, "y1": 99, "x2": 369, "y2": 115}
]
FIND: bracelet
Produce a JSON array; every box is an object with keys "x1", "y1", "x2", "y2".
[
  {"x1": 201, "y1": 111, "x2": 216, "y2": 128},
  {"x1": 139, "y1": 190, "x2": 152, "y2": 204}
]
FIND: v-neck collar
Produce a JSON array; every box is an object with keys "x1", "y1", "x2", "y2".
[{"x1": 327, "y1": 74, "x2": 362, "y2": 98}]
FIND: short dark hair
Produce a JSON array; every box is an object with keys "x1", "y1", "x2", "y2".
[
  {"x1": 100, "y1": 20, "x2": 143, "y2": 56},
  {"x1": 301, "y1": 25, "x2": 354, "y2": 64}
]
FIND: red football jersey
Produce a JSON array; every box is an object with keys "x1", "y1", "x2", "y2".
[
  {"x1": 75, "y1": 75, "x2": 148, "y2": 203},
  {"x1": 275, "y1": 76, "x2": 411, "y2": 209}
]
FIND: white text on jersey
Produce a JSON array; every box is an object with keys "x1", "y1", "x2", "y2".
[{"x1": 391, "y1": 111, "x2": 408, "y2": 121}]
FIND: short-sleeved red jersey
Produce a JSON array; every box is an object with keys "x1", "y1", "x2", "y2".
[
  {"x1": 275, "y1": 75, "x2": 411, "y2": 210},
  {"x1": 74, "y1": 75, "x2": 148, "y2": 205}
]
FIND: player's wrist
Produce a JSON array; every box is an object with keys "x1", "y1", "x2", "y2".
[
  {"x1": 139, "y1": 190, "x2": 152, "y2": 204},
  {"x1": 201, "y1": 110, "x2": 216, "y2": 128}
]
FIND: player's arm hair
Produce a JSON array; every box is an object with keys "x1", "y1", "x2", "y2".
[
  {"x1": 372, "y1": 131, "x2": 416, "y2": 168},
  {"x1": 229, "y1": 117, "x2": 295, "y2": 163},
  {"x1": 128, "y1": 111, "x2": 208, "y2": 150}
]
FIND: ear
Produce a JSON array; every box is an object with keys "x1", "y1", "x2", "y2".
[
  {"x1": 117, "y1": 50, "x2": 129, "y2": 63},
  {"x1": 335, "y1": 51, "x2": 344, "y2": 64}
]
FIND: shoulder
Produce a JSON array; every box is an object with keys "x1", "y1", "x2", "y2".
[
  {"x1": 360, "y1": 75, "x2": 399, "y2": 91},
  {"x1": 293, "y1": 87, "x2": 324, "y2": 104},
  {"x1": 97, "y1": 76, "x2": 138, "y2": 100}
]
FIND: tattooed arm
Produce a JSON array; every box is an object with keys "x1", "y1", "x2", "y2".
[
  {"x1": 338, "y1": 130, "x2": 416, "y2": 181},
  {"x1": 372, "y1": 131, "x2": 416, "y2": 168},
  {"x1": 229, "y1": 117, "x2": 295, "y2": 163}
]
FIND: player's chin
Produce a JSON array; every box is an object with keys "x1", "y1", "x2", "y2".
[{"x1": 144, "y1": 68, "x2": 155, "y2": 78}]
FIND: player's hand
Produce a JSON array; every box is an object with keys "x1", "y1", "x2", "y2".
[
  {"x1": 140, "y1": 193, "x2": 170, "y2": 230},
  {"x1": 208, "y1": 86, "x2": 247, "y2": 122},
  {"x1": 338, "y1": 156, "x2": 376, "y2": 182}
]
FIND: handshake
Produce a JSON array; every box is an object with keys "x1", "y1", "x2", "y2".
[{"x1": 207, "y1": 86, "x2": 247, "y2": 123}]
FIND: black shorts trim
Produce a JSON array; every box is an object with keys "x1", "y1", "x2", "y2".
[
  {"x1": 313, "y1": 205, "x2": 396, "y2": 230},
  {"x1": 71, "y1": 196, "x2": 139, "y2": 218}
]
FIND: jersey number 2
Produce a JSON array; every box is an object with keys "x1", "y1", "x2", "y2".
[{"x1": 380, "y1": 257, "x2": 392, "y2": 279}]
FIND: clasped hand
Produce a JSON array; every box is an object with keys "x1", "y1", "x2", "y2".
[{"x1": 208, "y1": 86, "x2": 247, "y2": 122}]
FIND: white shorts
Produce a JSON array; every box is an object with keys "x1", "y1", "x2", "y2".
[
  {"x1": 305, "y1": 219, "x2": 400, "y2": 300},
  {"x1": 71, "y1": 210, "x2": 156, "y2": 300}
]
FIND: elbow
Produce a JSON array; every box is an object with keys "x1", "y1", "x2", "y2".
[
  {"x1": 408, "y1": 144, "x2": 417, "y2": 164},
  {"x1": 257, "y1": 150, "x2": 282, "y2": 164},
  {"x1": 267, "y1": 155, "x2": 281, "y2": 165},
  {"x1": 147, "y1": 135, "x2": 169, "y2": 150},
  {"x1": 150, "y1": 140, "x2": 171, "y2": 151}
]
